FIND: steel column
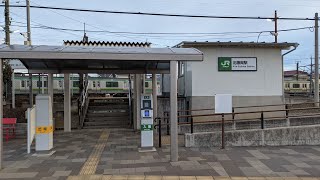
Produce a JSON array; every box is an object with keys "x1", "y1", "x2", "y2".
[
  {"x1": 64, "y1": 74, "x2": 71, "y2": 132},
  {"x1": 152, "y1": 74, "x2": 158, "y2": 118}
]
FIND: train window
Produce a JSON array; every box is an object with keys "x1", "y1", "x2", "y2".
[
  {"x1": 73, "y1": 81, "x2": 79, "y2": 87},
  {"x1": 106, "y1": 82, "x2": 118, "y2": 87},
  {"x1": 59, "y1": 80, "x2": 63, "y2": 87},
  {"x1": 97, "y1": 81, "x2": 100, "y2": 87},
  {"x1": 27, "y1": 80, "x2": 30, "y2": 87},
  {"x1": 292, "y1": 84, "x2": 300, "y2": 88},
  {"x1": 44, "y1": 81, "x2": 48, "y2": 87},
  {"x1": 21, "y1": 80, "x2": 25, "y2": 88},
  {"x1": 145, "y1": 82, "x2": 149, "y2": 88},
  {"x1": 37, "y1": 81, "x2": 42, "y2": 87},
  {"x1": 93, "y1": 81, "x2": 96, "y2": 88}
]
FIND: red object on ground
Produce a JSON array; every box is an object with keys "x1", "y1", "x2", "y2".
[{"x1": 3, "y1": 118, "x2": 17, "y2": 141}]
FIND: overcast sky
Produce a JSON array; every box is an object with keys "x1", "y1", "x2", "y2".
[{"x1": 1, "y1": 0, "x2": 320, "y2": 71}]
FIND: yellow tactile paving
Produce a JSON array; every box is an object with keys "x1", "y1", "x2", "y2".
[
  {"x1": 79, "y1": 130, "x2": 109, "y2": 175},
  {"x1": 67, "y1": 175, "x2": 320, "y2": 180}
]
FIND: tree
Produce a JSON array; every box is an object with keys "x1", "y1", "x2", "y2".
[
  {"x1": 3, "y1": 60, "x2": 13, "y2": 101},
  {"x1": 3, "y1": 60, "x2": 12, "y2": 85}
]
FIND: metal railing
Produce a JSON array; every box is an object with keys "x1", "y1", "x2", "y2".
[
  {"x1": 79, "y1": 74, "x2": 90, "y2": 129},
  {"x1": 155, "y1": 102, "x2": 320, "y2": 149}
]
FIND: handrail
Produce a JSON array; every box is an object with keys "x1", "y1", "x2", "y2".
[
  {"x1": 174, "y1": 101, "x2": 320, "y2": 113},
  {"x1": 157, "y1": 103, "x2": 320, "y2": 149},
  {"x1": 176, "y1": 106, "x2": 320, "y2": 119},
  {"x1": 79, "y1": 74, "x2": 90, "y2": 129}
]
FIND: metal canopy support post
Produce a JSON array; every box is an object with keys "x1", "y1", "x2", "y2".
[
  {"x1": 64, "y1": 74, "x2": 71, "y2": 132},
  {"x1": 133, "y1": 74, "x2": 137, "y2": 130},
  {"x1": 41, "y1": 74, "x2": 44, "y2": 94},
  {"x1": 48, "y1": 73, "x2": 53, "y2": 108},
  {"x1": 136, "y1": 74, "x2": 142, "y2": 130},
  {"x1": 170, "y1": 61, "x2": 178, "y2": 162},
  {"x1": 0, "y1": 59, "x2": 3, "y2": 169},
  {"x1": 142, "y1": 74, "x2": 146, "y2": 94},
  {"x1": 152, "y1": 74, "x2": 158, "y2": 118},
  {"x1": 29, "y1": 73, "x2": 33, "y2": 107},
  {"x1": 11, "y1": 71, "x2": 15, "y2": 108}
]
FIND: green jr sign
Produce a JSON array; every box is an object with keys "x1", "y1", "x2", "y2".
[{"x1": 218, "y1": 57, "x2": 232, "y2": 71}]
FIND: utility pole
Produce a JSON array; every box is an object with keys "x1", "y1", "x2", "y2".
[
  {"x1": 274, "y1": 10, "x2": 278, "y2": 43},
  {"x1": 296, "y1": 61, "x2": 299, "y2": 81},
  {"x1": 26, "y1": 0, "x2": 31, "y2": 45},
  {"x1": 311, "y1": 57, "x2": 314, "y2": 96},
  {"x1": 315, "y1": 12, "x2": 319, "y2": 106},
  {"x1": 26, "y1": 0, "x2": 33, "y2": 106},
  {"x1": 4, "y1": 0, "x2": 10, "y2": 45}
]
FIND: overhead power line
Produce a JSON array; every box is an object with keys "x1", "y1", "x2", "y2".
[
  {"x1": 1, "y1": 4, "x2": 316, "y2": 21},
  {"x1": 8, "y1": 23, "x2": 315, "y2": 36}
]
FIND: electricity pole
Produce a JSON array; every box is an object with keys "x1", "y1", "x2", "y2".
[
  {"x1": 26, "y1": 0, "x2": 33, "y2": 106},
  {"x1": 274, "y1": 10, "x2": 278, "y2": 43},
  {"x1": 4, "y1": 0, "x2": 10, "y2": 45},
  {"x1": 315, "y1": 13, "x2": 319, "y2": 106},
  {"x1": 26, "y1": 0, "x2": 31, "y2": 45},
  {"x1": 311, "y1": 57, "x2": 314, "y2": 96},
  {"x1": 296, "y1": 61, "x2": 299, "y2": 81}
]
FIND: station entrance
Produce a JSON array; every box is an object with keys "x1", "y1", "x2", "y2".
[{"x1": 0, "y1": 44, "x2": 203, "y2": 168}]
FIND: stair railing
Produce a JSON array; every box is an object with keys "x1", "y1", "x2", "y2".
[
  {"x1": 79, "y1": 74, "x2": 90, "y2": 129},
  {"x1": 128, "y1": 74, "x2": 133, "y2": 127}
]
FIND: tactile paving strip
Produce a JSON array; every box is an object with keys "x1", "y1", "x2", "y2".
[{"x1": 79, "y1": 130, "x2": 109, "y2": 175}]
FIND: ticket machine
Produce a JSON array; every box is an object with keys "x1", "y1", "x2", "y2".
[{"x1": 140, "y1": 94, "x2": 155, "y2": 151}]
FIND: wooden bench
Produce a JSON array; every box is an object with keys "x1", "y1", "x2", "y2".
[{"x1": 3, "y1": 118, "x2": 17, "y2": 141}]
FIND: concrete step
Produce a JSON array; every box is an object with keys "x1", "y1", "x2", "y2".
[
  {"x1": 83, "y1": 124, "x2": 130, "y2": 129},
  {"x1": 87, "y1": 112, "x2": 129, "y2": 117},
  {"x1": 88, "y1": 109, "x2": 128, "y2": 114},
  {"x1": 85, "y1": 116, "x2": 129, "y2": 122},
  {"x1": 88, "y1": 105, "x2": 129, "y2": 110},
  {"x1": 89, "y1": 102, "x2": 128, "y2": 106},
  {"x1": 84, "y1": 121, "x2": 129, "y2": 127}
]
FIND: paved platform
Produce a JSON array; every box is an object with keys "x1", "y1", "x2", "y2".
[{"x1": 2, "y1": 128, "x2": 320, "y2": 179}]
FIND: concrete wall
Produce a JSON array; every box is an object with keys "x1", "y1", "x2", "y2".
[
  {"x1": 188, "y1": 47, "x2": 283, "y2": 97},
  {"x1": 185, "y1": 125, "x2": 320, "y2": 147}
]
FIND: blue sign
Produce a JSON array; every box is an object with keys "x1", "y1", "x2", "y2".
[{"x1": 144, "y1": 110, "x2": 150, "y2": 117}]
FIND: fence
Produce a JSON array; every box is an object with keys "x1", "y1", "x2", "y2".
[{"x1": 155, "y1": 102, "x2": 320, "y2": 148}]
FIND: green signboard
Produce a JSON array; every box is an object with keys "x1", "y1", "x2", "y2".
[
  {"x1": 218, "y1": 57, "x2": 232, "y2": 71},
  {"x1": 218, "y1": 57, "x2": 257, "y2": 71},
  {"x1": 141, "y1": 124, "x2": 153, "y2": 131}
]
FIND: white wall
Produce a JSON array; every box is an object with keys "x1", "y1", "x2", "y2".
[{"x1": 190, "y1": 47, "x2": 283, "y2": 97}]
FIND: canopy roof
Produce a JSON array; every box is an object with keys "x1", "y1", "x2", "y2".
[
  {"x1": 175, "y1": 41, "x2": 298, "y2": 49},
  {"x1": 0, "y1": 45, "x2": 203, "y2": 74}
]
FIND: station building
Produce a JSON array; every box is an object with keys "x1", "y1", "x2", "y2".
[{"x1": 163, "y1": 41, "x2": 299, "y2": 117}]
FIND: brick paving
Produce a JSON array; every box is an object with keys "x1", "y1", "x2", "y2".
[{"x1": 2, "y1": 128, "x2": 320, "y2": 179}]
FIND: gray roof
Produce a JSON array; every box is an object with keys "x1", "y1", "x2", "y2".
[
  {"x1": 175, "y1": 41, "x2": 299, "y2": 49},
  {"x1": 0, "y1": 45, "x2": 203, "y2": 74}
]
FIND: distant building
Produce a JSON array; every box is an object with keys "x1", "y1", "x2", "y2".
[{"x1": 284, "y1": 70, "x2": 309, "y2": 81}]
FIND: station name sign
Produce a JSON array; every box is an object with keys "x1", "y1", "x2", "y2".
[{"x1": 218, "y1": 57, "x2": 257, "y2": 71}]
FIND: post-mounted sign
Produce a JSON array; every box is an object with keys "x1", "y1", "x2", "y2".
[{"x1": 218, "y1": 57, "x2": 257, "y2": 71}]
